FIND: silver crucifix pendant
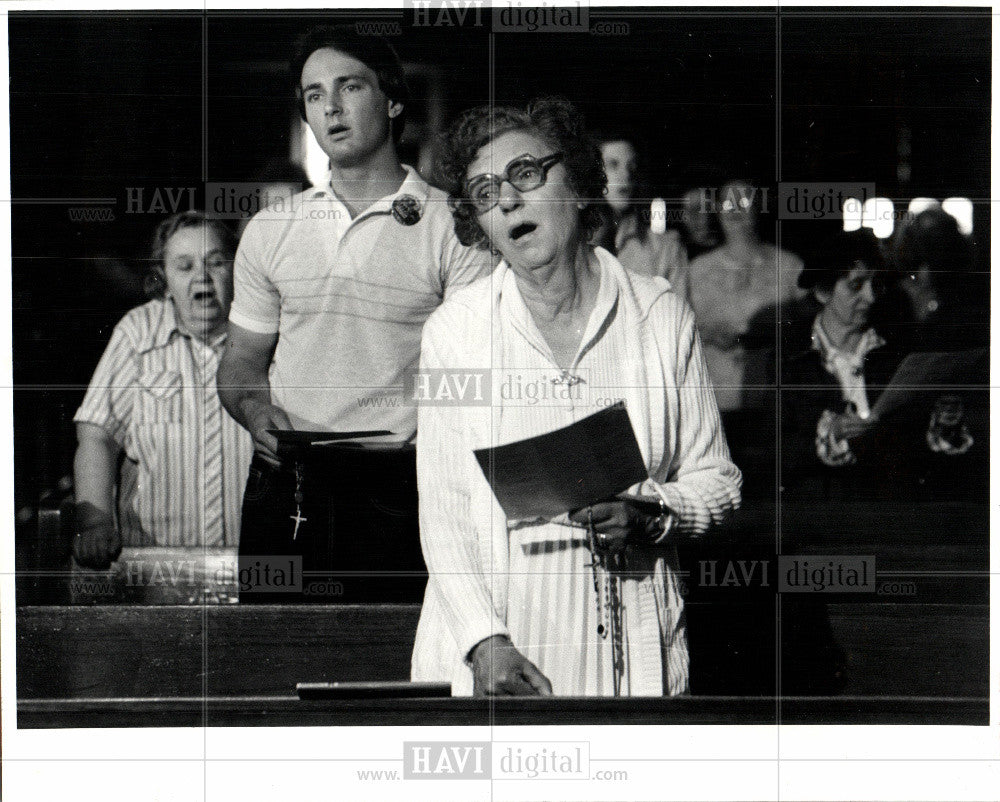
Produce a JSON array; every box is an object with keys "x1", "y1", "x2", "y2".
[
  {"x1": 291, "y1": 460, "x2": 307, "y2": 540},
  {"x1": 290, "y1": 506, "x2": 307, "y2": 540}
]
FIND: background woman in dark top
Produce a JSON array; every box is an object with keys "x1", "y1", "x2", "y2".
[{"x1": 781, "y1": 229, "x2": 979, "y2": 502}]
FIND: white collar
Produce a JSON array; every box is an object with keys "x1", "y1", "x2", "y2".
[
  {"x1": 811, "y1": 315, "x2": 885, "y2": 367},
  {"x1": 309, "y1": 163, "x2": 430, "y2": 209}
]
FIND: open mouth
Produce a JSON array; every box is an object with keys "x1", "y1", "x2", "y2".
[
  {"x1": 509, "y1": 222, "x2": 538, "y2": 241},
  {"x1": 192, "y1": 289, "x2": 217, "y2": 304}
]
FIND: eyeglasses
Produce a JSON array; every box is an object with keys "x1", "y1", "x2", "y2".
[{"x1": 464, "y1": 152, "x2": 564, "y2": 214}]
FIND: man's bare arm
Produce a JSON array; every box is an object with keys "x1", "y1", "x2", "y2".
[{"x1": 218, "y1": 322, "x2": 292, "y2": 465}]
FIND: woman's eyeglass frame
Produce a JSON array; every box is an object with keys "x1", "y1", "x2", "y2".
[{"x1": 464, "y1": 151, "x2": 564, "y2": 214}]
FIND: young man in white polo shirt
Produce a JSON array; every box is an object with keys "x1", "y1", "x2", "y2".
[{"x1": 218, "y1": 26, "x2": 491, "y2": 602}]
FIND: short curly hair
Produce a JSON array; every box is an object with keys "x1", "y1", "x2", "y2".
[
  {"x1": 436, "y1": 97, "x2": 608, "y2": 249},
  {"x1": 145, "y1": 211, "x2": 238, "y2": 299}
]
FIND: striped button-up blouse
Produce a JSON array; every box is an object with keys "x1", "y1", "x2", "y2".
[{"x1": 75, "y1": 299, "x2": 253, "y2": 547}]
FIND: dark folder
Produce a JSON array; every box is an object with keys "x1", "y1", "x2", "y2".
[
  {"x1": 268, "y1": 429, "x2": 393, "y2": 445},
  {"x1": 473, "y1": 402, "x2": 648, "y2": 520},
  {"x1": 268, "y1": 429, "x2": 394, "y2": 457}
]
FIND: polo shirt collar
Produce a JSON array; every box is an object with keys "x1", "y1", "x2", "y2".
[{"x1": 309, "y1": 163, "x2": 431, "y2": 216}]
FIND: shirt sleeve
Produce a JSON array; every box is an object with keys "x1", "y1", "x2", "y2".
[
  {"x1": 73, "y1": 318, "x2": 139, "y2": 450},
  {"x1": 228, "y1": 219, "x2": 281, "y2": 334},
  {"x1": 439, "y1": 234, "x2": 495, "y2": 301},
  {"x1": 645, "y1": 298, "x2": 743, "y2": 536},
  {"x1": 416, "y1": 314, "x2": 509, "y2": 661}
]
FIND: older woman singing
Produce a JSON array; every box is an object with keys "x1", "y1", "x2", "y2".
[
  {"x1": 73, "y1": 211, "x2": 253, "y2": 566},
  {"x1": 410, "y1": 99, "x2": 741, "y2": 697}
]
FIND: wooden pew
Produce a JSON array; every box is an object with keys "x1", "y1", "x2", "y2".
[
  {"x1": 680, "y1": 499, "x2": 988, "y2": 695},
  {"x1": 17, "y1": 498, "x2": 988, "y2": 726},
  {"x1": 19, "y1": 695, "x2": 986, "y2": 729},
  {"x1": 17, "y1": 603, "x2": 987, "y2": 726},
  {"x1": 18, "y1": 605, "x2": 417, "y2": 699}
]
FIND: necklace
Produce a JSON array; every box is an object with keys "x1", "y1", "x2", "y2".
[
  {"x1": 586, "y1": 513, "x2": 624, "y2": 695},
  {"x1": 551, "y1": 369, "x2": 584, "y2": 386},
  {"x1": 290, "y1": 461, "x2": 307, "y2": 540}
]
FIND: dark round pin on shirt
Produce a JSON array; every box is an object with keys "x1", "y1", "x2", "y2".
[{"x1": 391, "y1": 194, "x2": 423, "y2": 226}]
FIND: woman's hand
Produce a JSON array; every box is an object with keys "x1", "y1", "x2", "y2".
[
  {"x1": 927, "y1": 394, "x2": 973, "y2": 455},
  {"x1": 470, "y1": 635, "x2": 553, "y2": 697},
  {"x1": 568, "y1": 498, "x2": 664, "y2": 555},
  {"x1": 828, "y1": 410, "x2": 876, "y2": 441},
  {"x1": 73, "y1": 501, "x2": 122, "y2": 570},
  {"x1": 72, "y1": 426, "x2": 124, "y2": 569}
]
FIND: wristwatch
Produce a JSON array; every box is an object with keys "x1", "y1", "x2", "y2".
[
  {"x1": 651, "y1": 495, "x2": 673, "y2": 543},
  {"x1": 626, "y1": 495, "x2": 673, "y2": 546}
]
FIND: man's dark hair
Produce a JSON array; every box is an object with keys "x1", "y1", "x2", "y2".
[{"x1": 290, "y1": 25, "x2": 409, "y2": 145}]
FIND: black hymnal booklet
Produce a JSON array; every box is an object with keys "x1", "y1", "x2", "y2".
[
  {"x1": 268, "y1": 429, "x2": 395, "y2": 458},
  {"x1": 473, "y1": 402, "x2": 648, "y2": 520}
]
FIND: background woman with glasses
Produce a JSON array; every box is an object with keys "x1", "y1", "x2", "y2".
[{"x1": 409, "y1": 98, "x2": 741, "y2": 697}]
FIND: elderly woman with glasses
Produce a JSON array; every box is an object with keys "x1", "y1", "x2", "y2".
[{"x1": 410, "y1": 98, "x2": 741, "y2": 697}]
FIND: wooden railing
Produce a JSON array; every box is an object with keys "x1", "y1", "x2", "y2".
[{"x1": 16, "y1": 499, "x2": 988, "y2": 726}]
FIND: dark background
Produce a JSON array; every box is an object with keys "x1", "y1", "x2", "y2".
[{"x1": 9, "y1": 7, "x2": 990, "y2": 514}]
